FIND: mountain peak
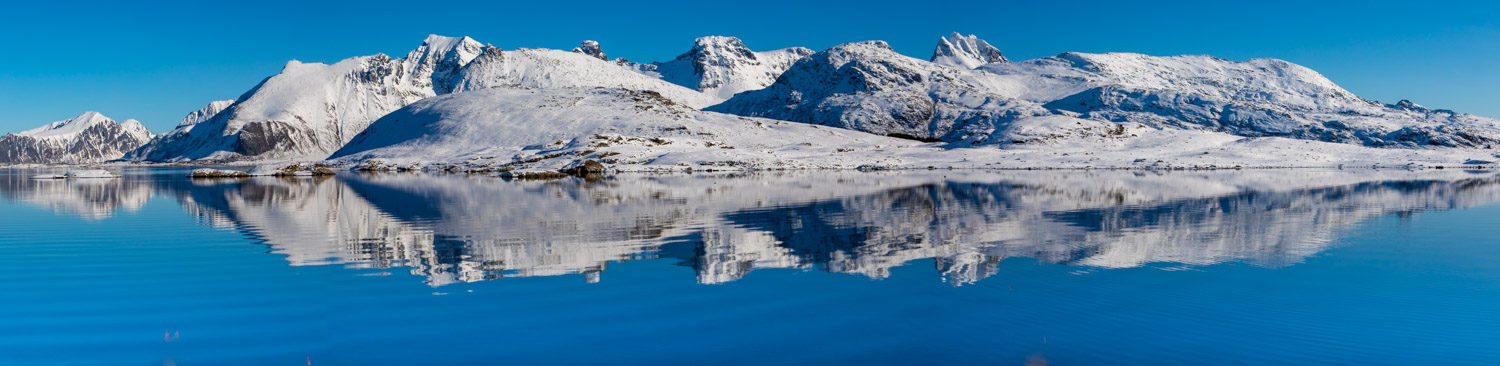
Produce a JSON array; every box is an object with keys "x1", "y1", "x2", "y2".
[
  {"x1": 648, "y1": 35, "x2": 812, "y2": 100},
  {"x1": 931, "y1": 32, "x2": 1007, "y2": 68},
  {"x1": 421, "y1": 34, "x2": 477, "y2": 49},
  {"x1": 572, "y1": 40, "x2": 607, "y2": 61}
]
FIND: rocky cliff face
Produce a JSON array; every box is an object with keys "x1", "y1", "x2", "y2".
[{"x1": 1, "y1": 112, "x2": 155, "y2": 164}]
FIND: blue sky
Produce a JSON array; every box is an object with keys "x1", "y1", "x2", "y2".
[{"x1": 1, "y1": 0, "x2": 1495, "y2": 133}]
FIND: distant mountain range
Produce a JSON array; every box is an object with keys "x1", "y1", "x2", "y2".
[{"x1": 5, "y1": 33, "x2": 1498, "y2": 168}]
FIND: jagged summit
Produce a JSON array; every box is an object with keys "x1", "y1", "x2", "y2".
[
  {"x1": 572, "y1": 40, "x2": 607, "y2": 61},
  {"x1": 649, "y1": 36, "x2": 813, "y2": 99},
  {"x1": 3, "y1": 112, "x2": 155, "y2": 164},
  {"x1": 931, "y1": 32, "x2": 1007, "y2": 69}
]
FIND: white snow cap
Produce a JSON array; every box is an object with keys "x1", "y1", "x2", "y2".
[{"x1": 931, "y1": 32, "x2": 1008, "y2": 68}]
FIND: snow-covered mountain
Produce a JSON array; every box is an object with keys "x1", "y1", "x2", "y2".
[
  {"x1": 643, "y1": 36, "x2": 814, "y2": 100},
  {"x1": 126, "y1": 35, "x2": 487, "y2": 162},
  {"x1": 931, "y1": 32, "x2": 1008, "y2": 68},
  {"x1": 67, "y1": 31, "x2": 1497, "y2": 167},
  {"x1": 126, "y1": 35, "x2": 748, "y2": 163},
  {"x1": 711, "y1": 34, "x2": 1500, "y2": 150},
  {"x1": 0, "y1": 112, "x2": 155, "y2": 164}
]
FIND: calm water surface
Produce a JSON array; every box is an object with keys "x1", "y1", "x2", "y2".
[{"x1": 1, "y1": 167, "x2": 1498, "y2": 365}]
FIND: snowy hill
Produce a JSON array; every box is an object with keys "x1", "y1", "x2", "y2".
[
  {"x1": 327, "y1": 86, "x2": 924, "y2": 171},
  {"x1": 0, "y1": 112, "x2": 155, "y2": 164},
  {"x1": 711, "y1": 34, "x2": 1500, "y2": 151}
]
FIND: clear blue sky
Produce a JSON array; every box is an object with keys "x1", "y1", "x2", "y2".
[{"x1": 2, "y1": 0, "x2": 1495, "y2": 133}]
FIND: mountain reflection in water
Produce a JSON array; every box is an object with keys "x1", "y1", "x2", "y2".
[{"x1": 6, "y1": 168, "x2": 1500, "y2": 286}]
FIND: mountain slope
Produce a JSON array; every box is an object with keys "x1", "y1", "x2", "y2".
[{"x1": 0, "y1": 112, "x2": 155, "y2": 164}]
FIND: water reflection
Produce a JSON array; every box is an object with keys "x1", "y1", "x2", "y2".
[
  {"x1": 0, "y1": 171, "x2": 154, "y2": 220},
  {"x1": 5, "y1": 168, "x2": 1499, "y2": 286}
]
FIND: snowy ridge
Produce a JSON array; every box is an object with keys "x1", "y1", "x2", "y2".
[
  {"x1": 1, "y1": 112, "x2": 155, "y2": 164},
  {"x1": 931, "y1": 32, "x2": 1008, "y2": 68}
]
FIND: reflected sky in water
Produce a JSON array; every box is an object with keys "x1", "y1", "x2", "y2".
[{"x1": 1, "y1": 167, "x2": 1498, "y2": 364}]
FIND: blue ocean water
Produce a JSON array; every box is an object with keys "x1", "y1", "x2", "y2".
[{"x1": 0, "y1": 167, "x2": 1496, "y2": 365}]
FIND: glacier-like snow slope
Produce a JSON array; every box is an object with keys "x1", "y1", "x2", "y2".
[
  {"x1": 0, "y1": 112, "x2": 155, "y2": 164},
  {"x1": 327, "y1": 86, "x2": 927, "y2": 171},
  {"x1": 930, "y1": 32, "x2": 1008, "y2": 68},
  {"x1": 711, "y1": 35, "x2": 1500, "y2": 151}
]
